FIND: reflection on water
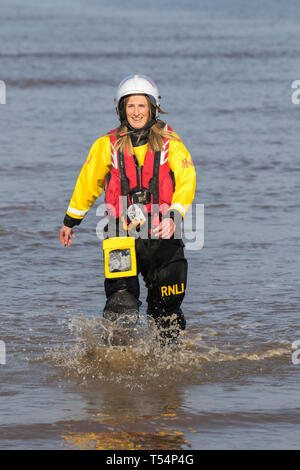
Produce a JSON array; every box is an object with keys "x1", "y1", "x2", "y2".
[
  {"x1": 62, "y1": 415, "x2": 190, "y2": 450},
  {"x1": 63, "y1": 430, "x2": 188, "y2": 450}
]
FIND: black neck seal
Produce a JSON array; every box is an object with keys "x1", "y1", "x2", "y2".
[{"x1": 122, "y1": 119, "x2": 157, "y2": 147}]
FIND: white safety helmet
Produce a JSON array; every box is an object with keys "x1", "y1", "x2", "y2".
[{"x1": 115, "y1": 74, "x2": 161, "y2": 119}]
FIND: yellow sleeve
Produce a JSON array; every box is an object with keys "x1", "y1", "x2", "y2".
[
  {"x1": 167, "y1": 136, "x2": 196, "y2": 218},
  {"x1": 66, "y1": 135, "x2": 111, "y2": 221}
]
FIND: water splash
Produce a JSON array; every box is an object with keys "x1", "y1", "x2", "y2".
[{"x1": 46, "y1": 315, "x2": 291, "y2": 389}]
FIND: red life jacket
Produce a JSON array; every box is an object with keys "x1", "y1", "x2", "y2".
[{"x1": 104, "y1": 126, "x2": 175, "y2": 223}]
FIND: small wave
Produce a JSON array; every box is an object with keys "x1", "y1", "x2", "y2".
[
  {"x1": 0, "y1": 50, "x2": 292, "y2": 60},
  {"x1": 0, "y1": 204, "x2": 44, "y2": 213},
  {"x1": 6, "y1": 78, "x2": 112, "y2": 88}
]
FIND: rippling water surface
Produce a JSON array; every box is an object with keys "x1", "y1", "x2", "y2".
[{"x1": 1, "y1": 0, "x2": 300, "y2": 450}]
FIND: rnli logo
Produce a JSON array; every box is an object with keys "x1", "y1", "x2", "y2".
[
  {"x1": 161, "y1": 283, "x2": 185, "y2": 297},
  {"x1": 181, "y1": 158, "x2": 194, "y2": 168}
]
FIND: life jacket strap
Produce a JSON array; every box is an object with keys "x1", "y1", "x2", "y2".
[
  {"x1": 148, "y1": 151, "x2": 161, "y2": 205},
  {"x1": 118, "y1": 150, "x2": 130, "y2": 196}
]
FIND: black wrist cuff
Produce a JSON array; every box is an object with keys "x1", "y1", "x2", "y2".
[
  {"x1": 163, "y1": 209, "x2": 183, "y2": 239},
  {"x1": 63, "y1": 214, "x2": 82, "y2": 228},
  {"x1": 164, "y1": 210, "x2": 183, "y2": 223}
]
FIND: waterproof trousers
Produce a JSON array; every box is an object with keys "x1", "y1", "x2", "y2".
[{"x1": 104, "y1": 237, "x2": 188, "y2": 336}]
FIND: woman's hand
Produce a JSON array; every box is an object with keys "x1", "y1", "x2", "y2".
[
  {"x1": 59, "y1": 225, "x2": 75, "y2": 247},
  {"x1": 153, "y1": 218, "x2": 175, "y2": 239}
]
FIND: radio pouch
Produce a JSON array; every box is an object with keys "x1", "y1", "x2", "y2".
[{"x1": 103, "y1": 236, "x2": 137, "y2": 279}]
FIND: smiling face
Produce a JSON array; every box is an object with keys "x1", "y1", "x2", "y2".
[{"x1": 125, "y1": 94, "x2": 151, "y2": 129}]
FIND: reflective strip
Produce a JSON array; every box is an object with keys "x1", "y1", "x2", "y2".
[
  {"x1": 67, "y1": 206, "x2": 88, "y2": 217},
  {"x1": 110, "y1": 141, "x2": 118, "y2": 169},
  {"x1": 169, "y1": 203, "x2": 186, "y2": 217},
  {"x1": 160, "y1": 139, "x2": 169, "y2": 165}
]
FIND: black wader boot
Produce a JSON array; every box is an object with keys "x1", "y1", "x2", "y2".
[{"x1": 103, "y1": 277, "x2": 141, "y2": 328}]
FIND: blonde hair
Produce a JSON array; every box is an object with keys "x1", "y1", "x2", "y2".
[{"x1": 109, "y1": 95, "x2": 180, "y2": 154}]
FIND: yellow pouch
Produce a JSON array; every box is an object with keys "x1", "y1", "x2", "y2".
[{"x1": 103, "y1": 237, "x2": 137, "y2": 279}]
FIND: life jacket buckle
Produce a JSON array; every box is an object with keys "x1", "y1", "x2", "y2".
[{"x1": 131, "y1": 189, "x2": 151, "y2": 205}]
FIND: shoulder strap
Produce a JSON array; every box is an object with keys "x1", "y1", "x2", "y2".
[
  {"x1": 148, "y1": 151, "x2": 161, "y2": 205},
  {"x1": 118, "y1": 150, "x2": 130, "y2": 196},
  {"x1": 147, "y1": 127, "x2": 172, "y2": 205},
  {"x1": 109, "y1": 128, "x2": 130, "y2": 196}
]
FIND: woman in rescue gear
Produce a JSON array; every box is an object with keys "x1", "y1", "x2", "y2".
[{"x1": 59, "y1": 74, "x2": 196, "y2": 342}]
